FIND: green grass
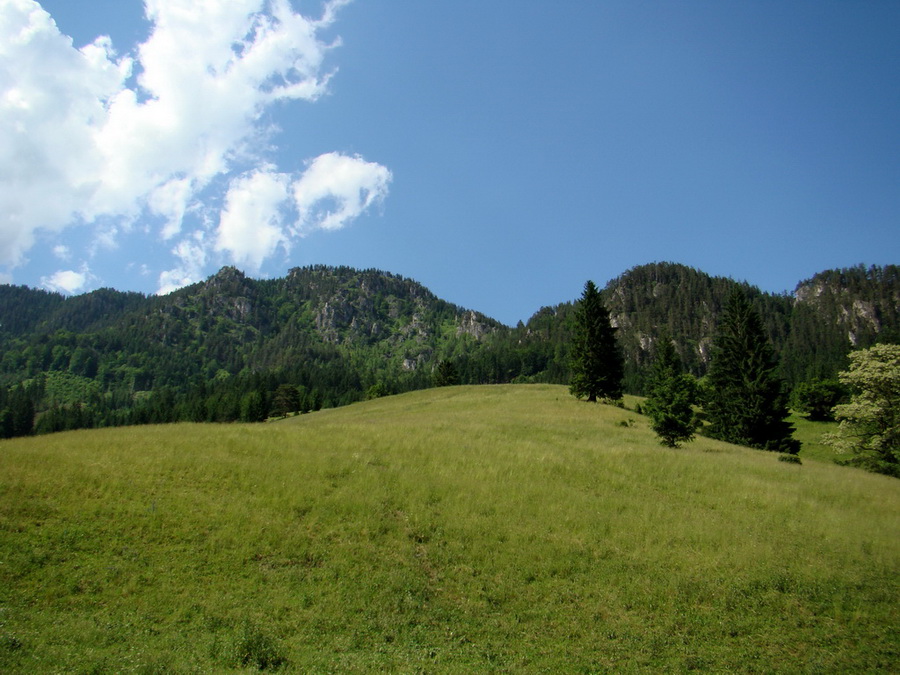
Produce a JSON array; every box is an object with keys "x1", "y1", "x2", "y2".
[
  {"x1": 1, "y1": 384, "x2": 897, "y2": 672},
  {"x1": 790, "y1": 412, "x2": 841, "y2": 464}
]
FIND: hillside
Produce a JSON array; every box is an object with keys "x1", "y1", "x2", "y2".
[
  {"x1": 1, "y1": 385, "x2": 897, "y2": 672},
  {"x1": 0, "y1": 262, "x2": 897, "y2": 435},
  {"x1": 549, "y1": 262, "x2": 899, "y2": 391}
]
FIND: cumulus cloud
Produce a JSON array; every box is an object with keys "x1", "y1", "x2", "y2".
[
  {"x1": 215, "y1": 168, "x2": 291, "y2": 271},
  {"x1": 41, "y1": 266, "x2": 95, "y2": 294},
  {"x1": 0, "y1": 1, "x2": 128, "y2": 267},
  {"x1": 293, "y1": 152, "x2": 393, "y2": 233},
  {"x1": 157, "y1": 233, "x2": 208, "y2": 295},
  {"x1": 149, "y1": 177, "x2": 194, "y2": 240},
  {"x1": 211, "y1": 153, "x2": 394, "y2": 272},
  {"x1": 0, "y1": 0, "x2": 390, "y2": 293}
]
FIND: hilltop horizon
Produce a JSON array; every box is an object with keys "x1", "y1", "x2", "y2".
[
  {"x1": 3, "y1": 259, "x2": 891, "y2": 328},
  {"x1": 3, "y1": 2, "x2": 898, "y2": 327}
]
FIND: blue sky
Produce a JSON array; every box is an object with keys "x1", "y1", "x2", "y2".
[{"x1": 2, "y1": 1, "x2": 898, "y2": 326}]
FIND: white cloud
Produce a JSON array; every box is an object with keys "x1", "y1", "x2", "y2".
[
  {"x1": 88, "y1": 0, "x2": 339, "y2": 217},
  {"x1": 208, "y1": 154, "x2": 393, "y2": 277},
  {"x1": 41, "y1": 266, "x2": 94, "y2": 294},
  {"x1": 0, "y1": 1, "x2": 128, "y2": 267},
  {"x1": 293, "y1": 152, "x2": 393, "y2": 233},
  {"x1": 157, "y1": 232, "x2": 208, "y2": 295},
  {"x1": 149, "y1": 177, "x2": 194, "y2": 240},
  {"x1": 53, "y1": 244, "x2": 70, "y2": 260},
  {"x1": 215, "y1": 168, "x2": 291, "y2": 272},
  {"x1": 0, "y1": 0, "x2": 389, "y2": 287}
]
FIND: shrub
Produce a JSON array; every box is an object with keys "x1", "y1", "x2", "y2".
[{"x1": 791, "y1": 379, "x2": 847, "y2": 421}]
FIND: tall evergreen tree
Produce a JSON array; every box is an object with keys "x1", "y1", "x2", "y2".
[
  {"x1": 271, "y1": 384, "x2": 300, "y2": 418},
  {"x1": 240, "y1": 390, "x2": 268, "y2": 422},
  {"x1": 705, "y1": 289, "x2": 799, "y2": 453},
  {"x1": 569, "y1": 280, "x2": 623, "y2": 402},
  {"x1": 433, "y1": 360, "x2": 459, "y2": 387},
  {"x1": 0, "y1": 385, "x2": 35, "y2": 438},
  {"x1": 644, "y1": 333, "x2": 698, "y2": 447}
]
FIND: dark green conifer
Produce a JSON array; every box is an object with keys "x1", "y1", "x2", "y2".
[
  {"x1": 271, "y1": 384, "x2": 300, "y2": 417},
  {"x1": 644, "y1": 332, "x2": 698, "y2": 447},
  {"x1": 433, "y1": 360, "x2": 459, "y2": 387},
  {"x1": 705, "y1": 289, "x2": 799, "y2": 453},
  {"x1": 569, "y1": 280, "x2": 623, "y2": 402},
  {"x1": 240, "y1": 390, "x2": 268, "y2": 422},
  {"x1": 1, "y1": 385, "x2": 35, "y2": 438}
]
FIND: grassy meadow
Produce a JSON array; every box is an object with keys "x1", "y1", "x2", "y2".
[{"x1": 0, "y1": 384, "x2": 897, "y2": 673}]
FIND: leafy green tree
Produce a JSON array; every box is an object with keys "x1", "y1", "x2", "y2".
[
  {"x1": 644, "y1": 333, "x2": 698, "y2": 447},
  {"x1": 825, "y1": 344, "x2": 900, "y2": 477},
  {"x1": 791, "y1": 378, "x2": 847, "y2": 421},
  {"x1": 569, "y1": 280, "x2": 623, "y2": 402},
  {"x1": 69, "y1": 347, "x2": 99, "y2": 378},
  {"x1": 433, "y1": 360, "x2": 459, "y2": 387},
  {"x1": 705, "y1": 289, "x2": 799, "y2": 453},
  {"x1": 366, "y1": 382, "x2": 389, "y2": 399}
]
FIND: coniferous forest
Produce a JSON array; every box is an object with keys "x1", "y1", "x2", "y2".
[{"x1": 0, "y1": 262, "x2": 897, "y2": 438}]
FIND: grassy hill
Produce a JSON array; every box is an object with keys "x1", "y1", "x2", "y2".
[{"x1": 1, "y1": 385, "x2": 897, "y2": 672}]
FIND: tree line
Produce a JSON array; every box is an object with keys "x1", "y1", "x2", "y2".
[
  {"x1": 0, "y1": 263, "x2": 897, "y2": 451},
  {"x1": 568, "y1": 279, "x2": 899, "y2": 476}
]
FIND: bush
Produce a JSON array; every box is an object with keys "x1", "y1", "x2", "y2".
[
  {"x1": 366, "y1": 382, "x2": 389, "y2": 399},
  {"x1": 791, "y1": 379, "x2": 847, "y2": 421}
]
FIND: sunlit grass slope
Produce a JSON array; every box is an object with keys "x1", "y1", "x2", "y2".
[
  {"x1": 790, "y1": 412, "x2": 841, "y2": 464},
  {"x1": 1, "y1": 385, "x2": 897, "y2": 672}
]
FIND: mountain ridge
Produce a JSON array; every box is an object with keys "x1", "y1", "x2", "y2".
[{"x1": 0, "y1": 261, "x2": 897, "y2": 434}]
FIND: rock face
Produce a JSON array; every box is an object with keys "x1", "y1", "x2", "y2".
[
  {"x1": 599, "y1": 262, "x2": 766, "y2": 380},
  {"x1": 279, "y1": 267, "x2": 499, "y2": 352},
  {"x1": 793, "y1": 265, "x2": 900, "y2": 346},
  {"x1": 457, "y1": 310, "x2": 494, "y2": 340}
]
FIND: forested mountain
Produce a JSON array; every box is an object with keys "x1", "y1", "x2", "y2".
[
  {"x1": 0, "y1": 266, "x2": 505, "y2": 433},
  {"x1": 0, "y1": 262, "x2": 897, "y2": 436}
]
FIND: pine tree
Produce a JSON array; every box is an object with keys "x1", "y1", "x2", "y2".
[
  {"x1": 644, "y1": 333, "x2": 698, "y2": 447},
  {"x1": 569, "y1": 280, "x2": 623, "y2": 402},
  {"x1": 433, "y1": 360, "x2": 459, "y2": 387},
  {"x1": 705, "y1": 289, "x2": 799, "y2": 453},
  {"x1": 271, "y1": 384, "x2": 300, "y2": 417},
  {"x1": 240, "y1": 390, "x2": 268, "y2": 422}
]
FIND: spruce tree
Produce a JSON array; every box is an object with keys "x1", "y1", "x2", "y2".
[
  {"x1": 569, "y1": 280, "x2": 623, "y2": 402},
  {"x1": 271, "y1": 384, "x2": 300, "y2": 417},
  {"x1": 433, "y1": 360, "x2": 460, "y2": 387},
  {"x1": 705, "y1": 288, "x2": 799, "y2": 453},
  {"x1": 644, "y1": 333, "x2": 698, "y2": 447},
  {"x1": 240, "y1": 390, "x2": 267, "y2": 422}
]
